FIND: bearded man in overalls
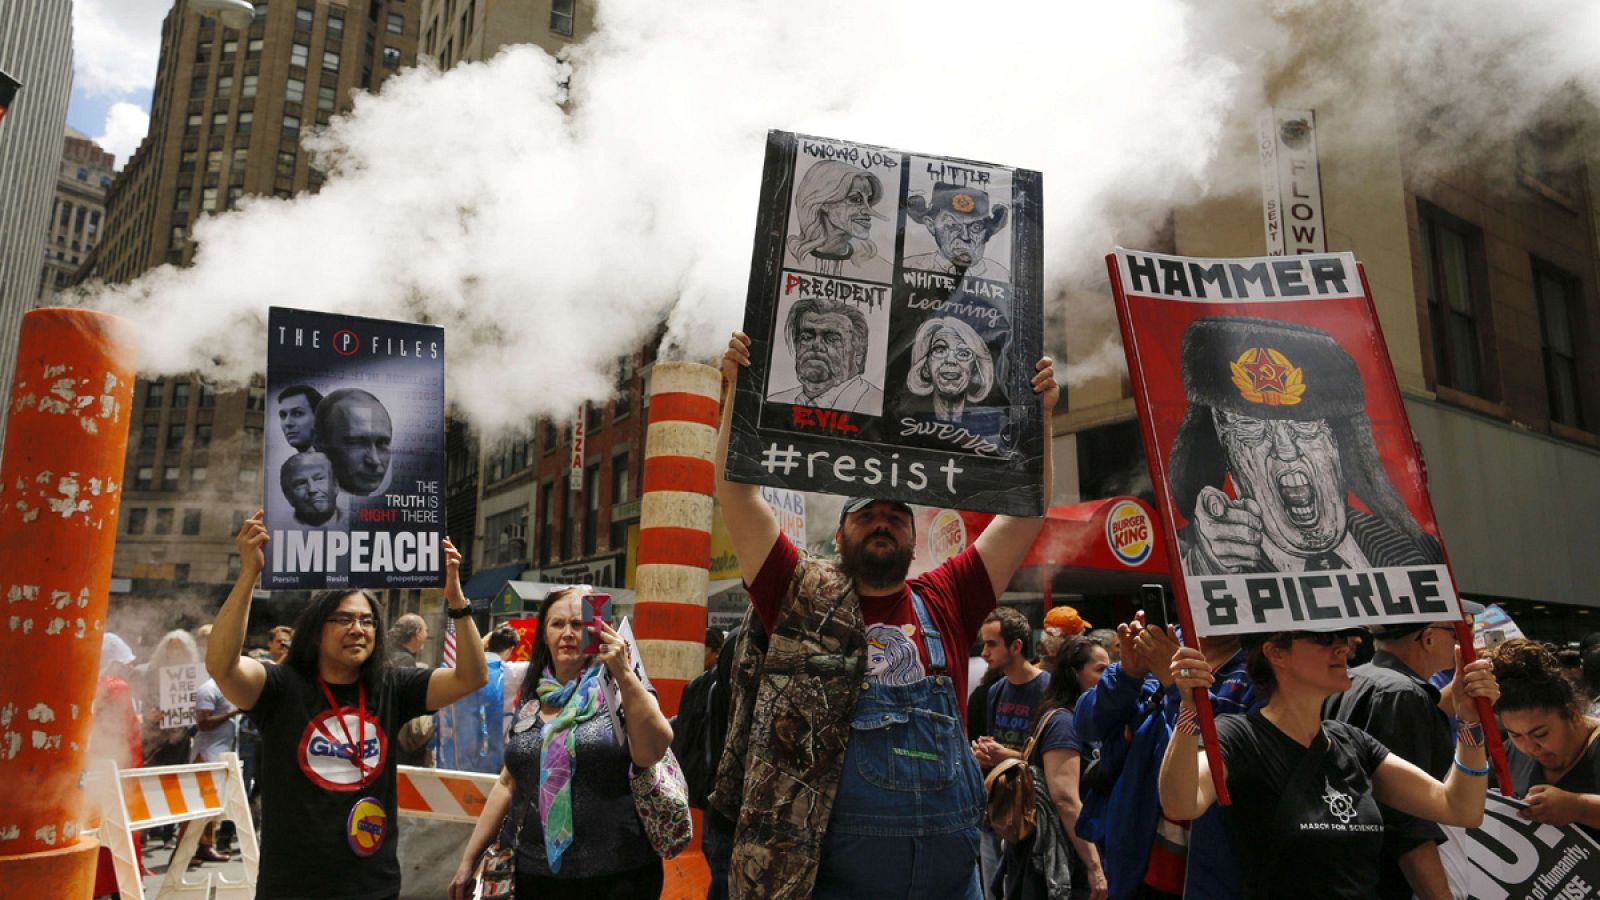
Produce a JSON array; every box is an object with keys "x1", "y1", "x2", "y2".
[{"x1": 710, "y1": 331, "x2": 1056, "y2": 899}]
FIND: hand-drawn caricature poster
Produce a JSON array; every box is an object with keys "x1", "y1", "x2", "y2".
[
  {"x1": 727, "y1": 131, "x2": 1045, "y2": 516},
  {"x1": 262, "y1": 307, "x2": 446, "y2": 590},
  {"x1": 1109, "y1": 249, "x2": 1461, "y2": 636}
]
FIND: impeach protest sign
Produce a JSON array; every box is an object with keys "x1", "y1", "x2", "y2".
[
  {"x1": 158, "y1": 663, "x2": 198, "y2": 730},
  {"x1": 1459, "y1": 792, "x2": 1600, "y2": 900},
  {"x1": 262, "y1": 307, "x2": 446, "y2": 590},
  {"x1": 1109, "y1": 249, "x2": 1460, "y2": 635},
  {"x1": 724, "y1": 130, "x2": 1047, "y2": 516}
]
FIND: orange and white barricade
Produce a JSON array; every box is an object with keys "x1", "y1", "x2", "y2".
[
  {"x1": 395, "y1": 765, "x2": 498, "y2": 823},
  {"x1": 92, "y1": 752, "x2": 258, "y2": 899}
]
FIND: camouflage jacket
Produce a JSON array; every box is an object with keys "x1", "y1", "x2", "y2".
[{"x1": 709, "y1": 554, "x2": 867, "y2": 900}]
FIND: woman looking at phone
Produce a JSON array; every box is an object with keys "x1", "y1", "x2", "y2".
[
  {"x1": 1158, "y1": 630, "x2": 1499, "y2": 899},
  {"x1": 450, "y1": 586, "x2": 674, "y2": 900},
  {"x1": 1491, "y1": 639, "x2": 1600, "y2": 840}
]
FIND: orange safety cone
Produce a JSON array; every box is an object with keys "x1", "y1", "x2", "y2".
[
  {"x1": 632, "y1": 361, "x2": 719, "y2": 899},
  {"x1": 0, "y1": 309, "x2": 136, "y2": 900}
]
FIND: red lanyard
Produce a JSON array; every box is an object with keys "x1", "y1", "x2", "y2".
[{"x1": 316, "y1": 677, "x2": 371, "y2": 784}]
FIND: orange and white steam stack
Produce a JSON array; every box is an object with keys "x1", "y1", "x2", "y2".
[
  {"x1": 0, "y1": 309, "x2": 136, "y2": 898},
  {"x1": 630, "y1": 362, "x2": 720, "y2": 717}
]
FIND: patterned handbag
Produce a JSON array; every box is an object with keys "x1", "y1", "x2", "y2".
[{"x1": 630, "y1": 748, "x2": 693, "y2": 858}]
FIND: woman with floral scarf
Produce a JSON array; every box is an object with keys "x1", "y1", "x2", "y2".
[{"x1": 451, "y1": 586, "x2": 674, "y2": 899}]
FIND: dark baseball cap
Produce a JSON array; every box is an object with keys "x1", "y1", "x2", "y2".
[{"x1": 838, "y1": 497, "x2": 914, "y2": 528}]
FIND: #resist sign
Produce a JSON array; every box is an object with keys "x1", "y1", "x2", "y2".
[
  {"x1": 262, "y1": 307, "x2": 446, "y2": 590},
  {"x1": 1110, "y1": 249, "x2": 1460, "y2": 636},
  {"x1": 724, "y1": 130, "x2": 1046, "y2": 516}
]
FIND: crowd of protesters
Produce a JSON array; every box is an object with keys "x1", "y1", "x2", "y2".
[{"x1": 93, "y1": 326, "x2": 1595, "y2": 900}]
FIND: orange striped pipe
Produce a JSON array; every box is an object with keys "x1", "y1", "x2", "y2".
[
  {"x1": 0, "y1": 309, "x2": 136, "y2": 897},
  {"x1": 633, "y1": 362, "x2": 721, "y2": 716}
]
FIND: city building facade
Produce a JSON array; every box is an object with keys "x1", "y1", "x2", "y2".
[
  {"x1": 39, "y1": 129, "x2": 115, "y2": 302},
  {"x1": 100, "y1": 0, "x2": 420, "y2": 622},
  {"x1": 0, "y1": 0, "x2": 74, "y2": 445}
]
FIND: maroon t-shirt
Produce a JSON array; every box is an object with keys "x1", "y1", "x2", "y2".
[{"x1": 747, "y1": 535, "x2": 995, "y2": 719}]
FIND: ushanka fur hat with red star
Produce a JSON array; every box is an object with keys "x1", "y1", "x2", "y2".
[{"x1": 1165, "y1": 316, "x2": 1429, "y2": 547}]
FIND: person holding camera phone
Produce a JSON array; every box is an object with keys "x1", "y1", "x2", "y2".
[{"x1": 450, "y1": 586, "x2": 674, "y2": 900}]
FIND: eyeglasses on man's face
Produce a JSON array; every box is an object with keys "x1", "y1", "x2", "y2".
[{"x1": 327, "y1": 613, "x2": 377, "y2": 631}]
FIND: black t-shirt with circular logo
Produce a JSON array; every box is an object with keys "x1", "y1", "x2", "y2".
[
  {"x1": 1214, "y1": 710, "x2": 1391, "y2": 899},
  {"x1": 250, "y1": 661, "x2": 433, "y2": 899}
]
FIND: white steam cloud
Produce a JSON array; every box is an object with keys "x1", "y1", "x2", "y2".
[{"x1": 80, "y1": 0, "x2": 1598, "y2": 434}]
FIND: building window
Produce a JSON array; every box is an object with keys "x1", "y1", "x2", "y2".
[
  {"x1": 609, "y1": 452, "x2": 630, "y2": 549},
  {"x1": 139, "y1": 424, "x2": 159, "y2": 450},
  {"x1": 247, "y1": 386, "x2": 266, "y2": 412},
  {"x1": 387, "y1": 12, "x2": 405, "y2": 33},
  {"x1": 583, "y1": 464, "x2": 600, "y2": 554},
  {"x1": 183, "y1": 509, "x2": 202, "y2": 535},
  {"x1": 277, "y1": 151, "x2": 297, "y2": 178},
  {"x1": 243, "y1": 426, "x2": 263, "y2": 452},
  {"x1": 550, "y1": 0, "x2": 575, "y2": 36},
  {"x1": 172, "y1": 381, "x2": 191, "y2": 408},
  {"x1": 248, "y1": 37, "x2": 264, "y2": 57},
  {"x1": 196, "y1": 423, "x2": 212, "y2": 448},
  {"x1": 179, "y1": 150, "x2": 197, "y2": 173},
  {"x1": 127, "y1": 508, "x2": 148, "y2": 534},
  {"x1": 171, "y1": 225, "x2": 188, "y2": 246},
  {"x1": 295, "y1": 7, "x2": 314, "y2": 30},
  {"x1": 286, "y1": 77, "x2": 305, "y2": 103},
  {"x1": 1535, "y1": 260, "x2": 1584, "y2": 429},
  {"x1": 202, "y1": 187, "x2": 219, "y2": 211},
  {"x1": 222, "y1": 39, "x2": 238, "y2": 55},
  {"x1": 154, "y1": 508, "x2": 175, "y2": 535},
  {"x1": 382, "y1": 46, "x2": 401, "y2": 68},
  {"x1": 135, "y1": 466, "x2": 154, "y2": 491},
  {"x1": 239, "y1": 467, "x2": 259, "y2": 490},
  {"x1": 613, "y1": 355, "x2": 634, "y2": 418},
  {"x1": 191, "y1": 465, "x2": 209, "y2": 486},
  {"x1": 291, "y1": 42, "x2": 309, "y2": 67},
  {"x1": 558, "y1": 482, "x2": 572, "y2": 559},
  {"x1": 145, "y1": 381, "x2": 164, "y2": 408},
  {"x1": 242, "y1": 74, "x2": 258, "y2": 98},
  {"x1": 282, "y1": 115, "x2": 301, "y2": 140},
  {"x1": 216, "y1": 75, "x2": 233, "y2": 96},
  {"x1": 162, "y1": 466, "x2": 180, "y2": 491},
  {"x1": 207, "y1": 150, "x2": 223, "y2": 174},
  {"x1": 540, "y1": 480, "x2": 555, "y2": 565},
  {"x1": 167, "y1": 423, "x2": 186, "y2": 449},
  {"x1": 586, "y1": 402, "x2": 603, "y2": 431},
  {"x1": 211, "y1": 112, "x2": 229, "y2": 136},
  {"x1": 227, "y1": 186, "x2": 243, "y2": 209},
  {"x1": 1419, "y1": 202, "x2": 1489, "y2": 398},
  {"x1": 233, "y1": 147, "x2": 249, "y2": 170},
  {"x1": 543, "y1": 420, "x2": 557, "y2": 454},
  {"x1": 484, "y1": 508, "x2": 528, "y2": 566},
  {"x1": 328, "y1": 14, "x2": 345, "y2": 38},
  {"x1": 236, "y1": 111, "x2": 253, "y2": 137},
  {"x1": 199, "y1": 382, "x2": 216, "y2": 408},
  {"x1": 323, "y1": 51, "x2": 341, "y2": 72}
]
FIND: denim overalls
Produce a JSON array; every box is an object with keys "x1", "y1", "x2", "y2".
[{"x1": 812, "y1": 591, "x2": 984, "y2": 900}]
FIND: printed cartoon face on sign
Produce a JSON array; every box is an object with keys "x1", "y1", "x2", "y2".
[
  {"x1": 902, "y1": 162, "x2": 1014, "y2": 282},
  {"x1": 766, "y1": 288, "x2": 889, "y2": 418},
  {"x1": 1168, "y1": 316, "x2": 1443, "y2": 576},
  {"x1": 785, "y1": 141, "x2": 898, "y2": 284}
]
